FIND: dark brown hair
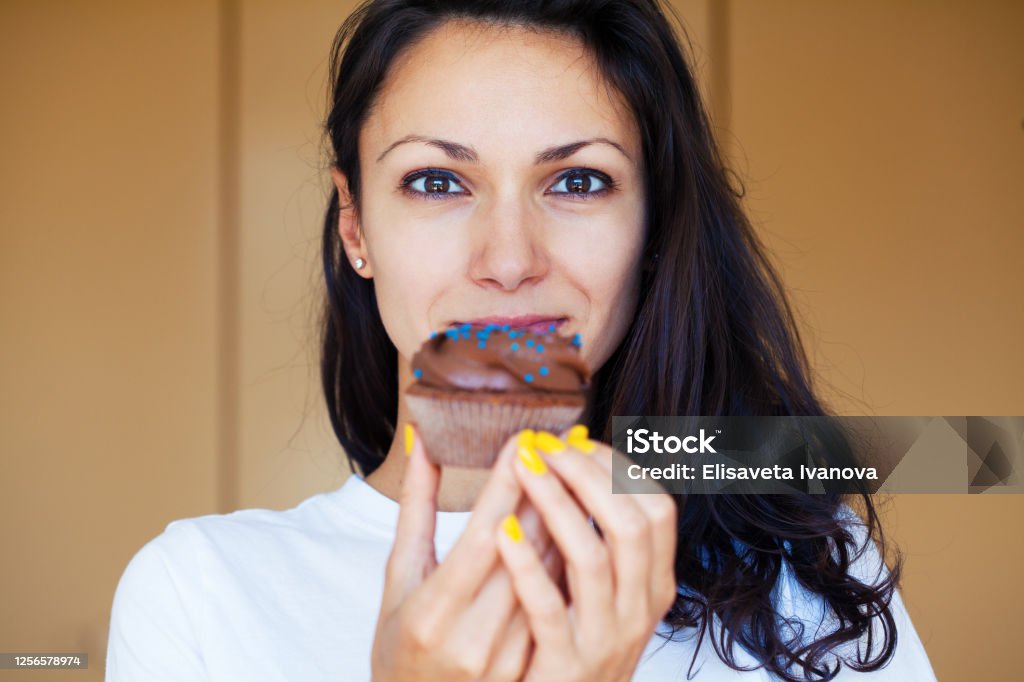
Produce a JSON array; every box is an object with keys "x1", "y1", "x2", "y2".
[{"x1": 320, "y1": 1, "x2": 901, "y2": 679}]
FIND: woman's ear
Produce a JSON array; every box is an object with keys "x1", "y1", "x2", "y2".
[{"x1": 330, "y1": 167, "x2": 372, "y2": 278}]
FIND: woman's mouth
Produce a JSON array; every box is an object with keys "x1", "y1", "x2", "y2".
[{"x1": 449, "y1": 315, "x2": 569, "y2": 336}]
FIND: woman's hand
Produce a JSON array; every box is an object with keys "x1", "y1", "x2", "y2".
[
  {"x1": 371, "y1": 426, "x2": 562, "y2": 682},
  {"x1": 495, "y1": 427, "x2": 679, "y2": 682}
]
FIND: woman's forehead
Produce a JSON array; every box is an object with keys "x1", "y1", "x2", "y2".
[{"x1": 362, "y1": 20, "x2": 640, "y2": 166}]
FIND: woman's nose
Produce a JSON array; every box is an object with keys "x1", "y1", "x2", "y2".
[{"x1": 467, "y1": 200, "x2": 550, "y2": 291}]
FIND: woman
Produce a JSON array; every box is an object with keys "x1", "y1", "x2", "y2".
[{"x1": 107, "y1": 1, "x2": 937, "y2": 680}]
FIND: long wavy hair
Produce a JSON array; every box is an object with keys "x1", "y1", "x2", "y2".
[{"x1": 320, "y1": 1, "x2": 901, "y2": 679}]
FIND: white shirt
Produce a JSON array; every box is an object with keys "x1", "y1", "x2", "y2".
[{"x1": 106, "y1": 476, "x2": 936, "y2": 680}]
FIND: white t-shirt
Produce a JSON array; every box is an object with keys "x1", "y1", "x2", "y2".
[{"x1": 106, "y1": 476, "x2": 936, "y2": 680}]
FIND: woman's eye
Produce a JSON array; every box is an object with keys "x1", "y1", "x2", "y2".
[
  {"x1": 548, "y1": 170, "x2": 612, "y2": 199},
  {"x1": 400, "y1": 170, "x2": 468, "y2": 199},
  {"x1": 400, "y1": 168, "x2": 615, "y2": 201}
]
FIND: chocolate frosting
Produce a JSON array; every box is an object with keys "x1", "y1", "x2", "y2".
[{"x1": 411, "y1": 325, "x2": 590, "y2": 393}]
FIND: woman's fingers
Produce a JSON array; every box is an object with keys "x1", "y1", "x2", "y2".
[
  {"x1": 608, "y1": 446, "x2": 680, "y2": 618},
  {"x1": 512, "y1": 432, "x2": 616, "y2": 636},
  {"x1": 517, "y1": 495, "x2": 553, "y2": 559},
  {"x1": 383, "y1": 423, "x2": 439, "y2": 612},
  {"x1": 480, "y1": 427, "x2": 677, "y2": 682},
  {"x1": 546, "y1": 434, "x2": 675, "y2": 634},
  {"x1": 442, "y1": 460, "x2": 558, "y2": 672},
  {"x1": 540, "y1": 533, "x2": 565, "y2": 588},
  {"x1": 443, "y1": 565, "x2": 522, "y2": 677},
  {"x1": 480, "y1": 609, "x2": 532, "y2": 682},
  {"x1": 437, "y1": 460, "x2": 559, "y2": 680},
  {"x1": 547, "y1": 443, "x2": 650, "y2": 623},
  {"x1": 426, "y1": 431, "x2": 525, "y2": 595},
  {"x1": 556, "y1": 427, "x2": 680, "y2": 623},
  {"x1": 405, "y1": 428, "x2": 553, "y2": 667},
  {"x1": 445, "y1": 500, "x2": 548, "y2": 671},
  {"x1": 496, "y1": 513, "x2": 576, "y2": 654}
]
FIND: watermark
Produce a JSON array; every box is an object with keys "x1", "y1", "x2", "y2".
[
  {"x1": 611, "y1": 416, "x2": 1024, "y2": 494},
  {"x1": 0, "y1": 653, "x2": 88, "y2": 669}
]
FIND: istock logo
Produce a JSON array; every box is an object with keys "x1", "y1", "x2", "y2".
[{"x1": 626, "y1": 428, "x2": 717, "y2": 454}]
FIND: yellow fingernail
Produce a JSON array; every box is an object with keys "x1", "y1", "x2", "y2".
[
  {"x1": 535, "y1": 430, "x2": 567, "y2": 454},
  {"x1": 567, "y1": 424, "x2": 589, "y2": 441},
  {"x1": 501, "y1": 514, "x2": 524, "y2": 543},
  {"x1": 517, "y1": 430, "x2": 547, "y2": 475},
  {"x1": 404, "y1": 423, "x2": 415, "y2": 456},
  {"x1": 567, "y1": 425, "x2": 596, "y2": 453},
  {"x1": 572, "y1": 438, "x2": 597, "y2": 453}
]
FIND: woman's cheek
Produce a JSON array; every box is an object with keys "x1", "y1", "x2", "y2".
[
  {"x1": 585, "y1": 226, "x2": 643, "y2": 366},
  {"x1": 370, "y1": 279, "x2": 415, "y2": 361},
  {"x1": 365, "y1": 252, "x2": 437, "y2": 361}
]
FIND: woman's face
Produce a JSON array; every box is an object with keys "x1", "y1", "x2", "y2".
[{"x1": 335, "y1": 20, "x2": 646, "y2": 374}]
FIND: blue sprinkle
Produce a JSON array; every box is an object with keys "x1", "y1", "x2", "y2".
[
  {"x1": 508, "y1": 330, "x2": 519, "y2": 339},
  {"x1": 525, "y1": 338, "x2": 535, "y2": 347},
  {"x1": 445, "y1": 328, "x2": 458, "y2": 339},
  {"x1": 460, "y1": 323, "x2": 471, "y2": 331},
  {"x1": 572, "y1": 333, "x2": 582, "y2": 347},
  {"x1": 510, "y1": 343, "x2": 519, "y2": 351},
  {"x1": 476, "y1": 329, "x2": 489, "y2": 339},
  {"x1": 524, "y1": 373, "x2": 534, "y2": 383},
  {"x1": 484, "y1": 323, "x2": 497, "y2": 332},
  {"x1": 413, "y1": 368, "x2": 423, "y2": 378},
  {"x1": 477, "y1": 340, "x2": 486, "y2": 349},
  {"x1": 501, "y1": 324, "x2": 511, "y2": 331},
  {"x1": 548, "y1": 324, "x2": 556, "y2": 332},
  {"x1": 539, "y1": 366, "x2": 549, "y2": 376},
  {"x1": 461, "y1": 330, "x2": 471, "y2": 339},
  {"x1": 536, "y1": 344, "x2": 544, "y2": 353}
]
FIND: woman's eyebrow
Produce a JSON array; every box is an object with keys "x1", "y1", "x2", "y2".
[
  {"x1": 535, "y1": 138, "x2": 632, "y2": 164},
  {"x1": 376, "y1": 135, "x2": 631, "y2": 164},
  {"x1": 376, "y1": 135, "x2": 477, "y2": 163}
]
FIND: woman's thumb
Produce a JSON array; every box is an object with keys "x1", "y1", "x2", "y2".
[{"x1": 382, "y1": 423, "x2": 440, "y2": 609}]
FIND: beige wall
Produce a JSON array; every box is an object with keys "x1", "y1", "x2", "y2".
[
  {"x1": 0, "y1": 1, "x2": 1020, "y2": 679},
  {"x1": 0, "y1": 1, "x2": 221, "y2": 672},
  {"x1": 725, "y1": 4, "x2": 1024, "y2": 679},
  {"x1": 233, "y1": 0, "x2": 351, "y2": 513}
]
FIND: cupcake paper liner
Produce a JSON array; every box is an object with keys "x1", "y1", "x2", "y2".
[{"x1": 404, "y1": 389, "x2": 585, "y2": 468}]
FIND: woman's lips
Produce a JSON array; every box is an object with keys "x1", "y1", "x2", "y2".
[{"x1": 450, "y1": 315, "x2": 568, "y2": 335}]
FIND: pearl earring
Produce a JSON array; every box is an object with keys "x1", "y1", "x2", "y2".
[{"x1": 354, "y1": 257, "x2": 366, "y2": 270}]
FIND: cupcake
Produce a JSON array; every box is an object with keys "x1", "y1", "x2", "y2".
[{"x1": 404, "y1": 323, "x2": 590, "y2": 468}]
